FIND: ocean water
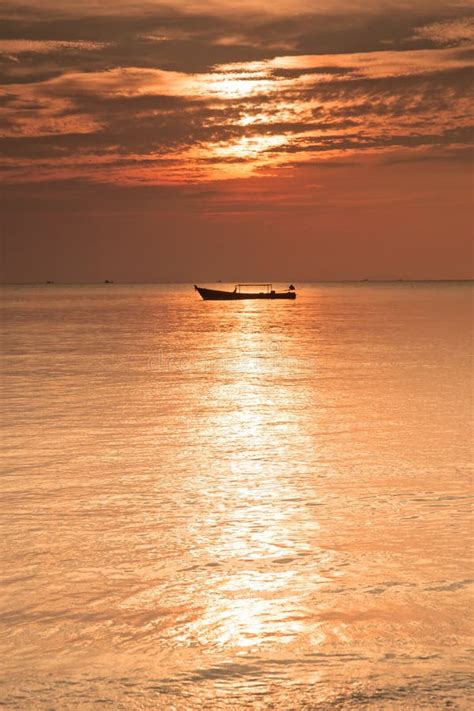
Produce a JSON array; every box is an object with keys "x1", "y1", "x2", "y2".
[{"x1": 0, "y1": 282, "x2": 472, "y2": 710}]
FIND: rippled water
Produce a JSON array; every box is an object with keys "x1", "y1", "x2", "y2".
[{"x1": 1, "y1": 283, "x2": 473, "y2": 709}]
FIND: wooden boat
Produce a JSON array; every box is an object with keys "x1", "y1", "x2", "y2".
[{"x1": 194, "y1": 284, "x2": 296, "y2": 300}]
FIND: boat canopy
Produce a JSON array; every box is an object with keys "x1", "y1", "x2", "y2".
[{"x1": 236, "y1": 283, "x2": 272, "y2": 293}]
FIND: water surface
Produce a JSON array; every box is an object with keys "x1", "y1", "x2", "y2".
[{"x1": 1, "y1": 283, "x2": 473, "y2": 709}]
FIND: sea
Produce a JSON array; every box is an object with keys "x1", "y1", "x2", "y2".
[{"x1": 0, "y1": 282, "x2": 473, "y2": 709}]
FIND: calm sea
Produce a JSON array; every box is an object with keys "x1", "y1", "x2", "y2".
[{"x1": 1, "y1": 283, "x2": 473, "y2": 709}]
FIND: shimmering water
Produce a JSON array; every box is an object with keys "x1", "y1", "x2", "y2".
[{"x1": 1, "y1": 283, "x2": 473, "y2": 709}]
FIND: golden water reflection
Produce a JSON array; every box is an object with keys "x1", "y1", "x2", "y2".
[
  {"x1": 170, "y1": 300, "x2": 334, "y2": 654},
  {"x1": 1, "y1": 284, "x2": 473, "y2": 708}
]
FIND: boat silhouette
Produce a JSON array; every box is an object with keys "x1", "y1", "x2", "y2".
[{"x1": 194, "y1": 284, "x2": 296, "y2": 300}]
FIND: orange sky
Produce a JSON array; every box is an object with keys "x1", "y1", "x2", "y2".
[{"x1": 1, "y1": 0, "x2": 473, "y2": 282}]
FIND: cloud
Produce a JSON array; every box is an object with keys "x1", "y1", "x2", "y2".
[
  {"x1": 413, "y1": 17, "x2": 474, "y2": 46},
  {"x1": 1, "y1": 2, "x2": 473, "y2": 77},
  {"x1": 0, "y1": 1, "x2": 472, "y2": 186},
  {"x1": 0, "y1": 39, "x2": 106, "y2": 55}
]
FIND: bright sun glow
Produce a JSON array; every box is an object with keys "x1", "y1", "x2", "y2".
[
  {"x1": 203, "y1": 73, "x2": 274, "y2": 98},
  {"x1": 214, "y1": 135, "x2": 288, "y2": 159}
]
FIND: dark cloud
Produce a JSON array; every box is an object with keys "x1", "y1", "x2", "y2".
[
  {"x1": 264, "y1": 125, "x2": 474, "y2": 155},
  {"x1": 2, "y1": 61, "x2": 470, "y2": 163},
  {"x1": 0, "y1": 2, "x2": 473, "y2": 83},
  {"x1": 270, "y1": 66, "x2": 356, "y2": 79},
  {"x1": 300, "y1": 65, "x2": 474, "y2": 103},
  {"x1": 0, "y1": 1, "x2": 472, "y2": 187}
]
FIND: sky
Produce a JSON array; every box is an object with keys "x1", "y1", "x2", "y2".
[{"x1": 1, "y1": 0, "x2": 473, "y2": 283}]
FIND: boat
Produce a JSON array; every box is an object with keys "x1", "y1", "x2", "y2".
[{"x1": 194, "y1": 284, "x2": 296, "y2": 300}]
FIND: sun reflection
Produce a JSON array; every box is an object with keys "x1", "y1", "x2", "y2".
[{"x1": 176, "y1": 303, "x2": 330, "y2": 652}]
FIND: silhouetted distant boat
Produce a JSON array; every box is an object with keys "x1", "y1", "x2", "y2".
[
  {"x1": 194, "y1": 284, "x2": 296, "y2": 300},
  {"x1": 104, "y1": 280, "x2": 114, "y2": 284}
]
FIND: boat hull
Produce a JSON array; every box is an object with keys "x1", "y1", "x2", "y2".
[{"x1": 194, "y1": 286, "x2": 296, "y2": 300}]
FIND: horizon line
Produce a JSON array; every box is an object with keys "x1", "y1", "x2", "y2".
[{"x1": 2, "y1": 279, "x2": 473, "y2": 286}]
